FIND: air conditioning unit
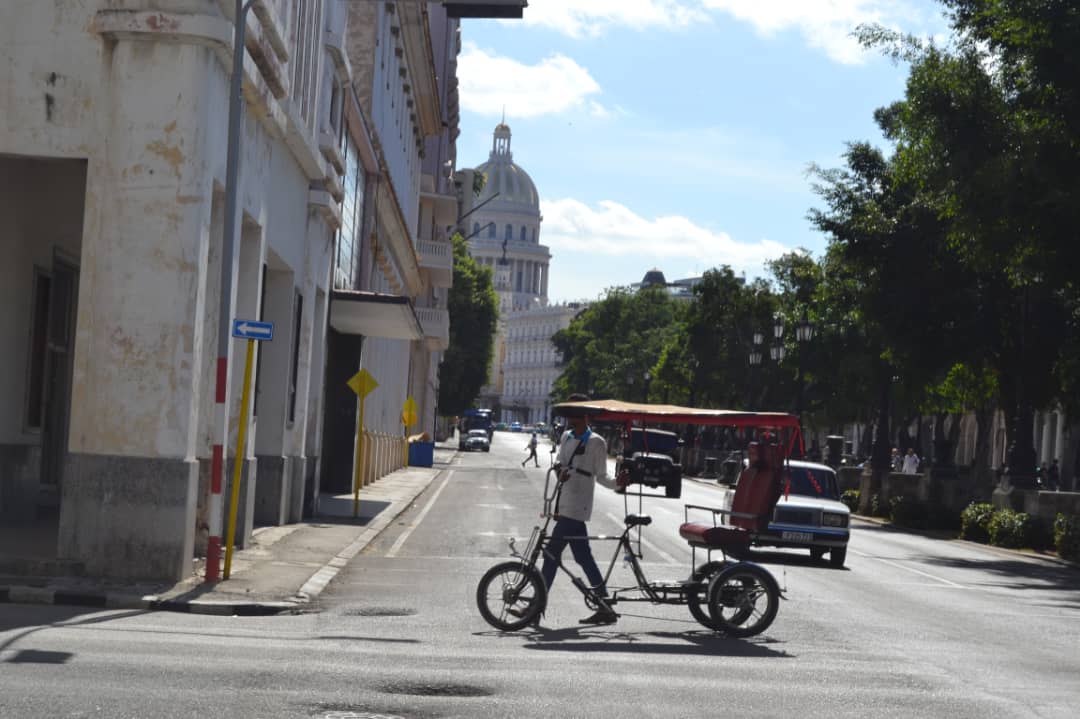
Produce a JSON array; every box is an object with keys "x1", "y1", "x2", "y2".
[{"x1": 442, "y1": 1, "x2": 527, "y2": 19}]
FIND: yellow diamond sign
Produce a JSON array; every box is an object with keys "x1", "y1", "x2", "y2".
[
  {"x1": 401, "y1": 396, "x2": 418, "y2": 427},
  {"x1": 347, "y1": 368, "x2": 378, "y2": 399}
]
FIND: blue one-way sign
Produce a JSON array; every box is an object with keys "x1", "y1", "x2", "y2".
[{"x1": 232, "y1": 319, "x2": 274, "y2": 341}]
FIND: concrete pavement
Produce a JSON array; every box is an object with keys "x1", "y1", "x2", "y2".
[{"x1": 0, "y1": 444, "x2": 455, "y2": 616}]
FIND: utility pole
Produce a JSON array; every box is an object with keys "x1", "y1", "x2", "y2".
[{"x1": 206, "y1": 0, "x2": 253, "y2": 583}]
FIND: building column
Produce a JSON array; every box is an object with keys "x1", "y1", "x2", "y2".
[{"x1": 59, "y1": 40, "x2": 219, "y2": 581}]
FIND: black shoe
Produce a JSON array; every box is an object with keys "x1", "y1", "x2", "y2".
[
  {"x1": 507, "y1": 605, "x2": 542, "y2": 627},
  {"x1": 578, "y1": 610, "x2": 618, "y2": 625}
]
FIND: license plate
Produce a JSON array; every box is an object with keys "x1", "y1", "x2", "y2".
[{"x1": 781, "y1": 531, "x2": 814, "y2": 543}]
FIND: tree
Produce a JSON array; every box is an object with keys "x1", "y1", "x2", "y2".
[
  {"x1": 438, "y1": 233, "x2": 498, "y2": 416},
  {"x1": 551, "y1": 286, "x2": 684, "y2": 403}
]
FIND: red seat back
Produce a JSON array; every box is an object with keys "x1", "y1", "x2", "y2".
[{"x1": 730, "y1": 442, "x2": 782, "y2": 531}]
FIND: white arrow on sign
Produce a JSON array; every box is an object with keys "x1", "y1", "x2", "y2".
[{"x1": 237, "y1": 322, "x2": 271, "y2": 337}]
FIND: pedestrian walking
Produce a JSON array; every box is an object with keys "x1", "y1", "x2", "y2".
[{"x1": 522, "y1": 432, "x2": 540, "y2": 467}]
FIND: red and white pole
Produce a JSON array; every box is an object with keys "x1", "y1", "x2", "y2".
[
  {"x1": 206, "y1": 359, "x2": 229, "y2": 582},
  {"x1": 206, "y1": 0, "x2": 250, "y2": 583}
]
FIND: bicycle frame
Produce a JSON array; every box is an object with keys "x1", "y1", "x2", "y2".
[{"x1": 507, "y1": 466, "x2": 699, "y2": 613}]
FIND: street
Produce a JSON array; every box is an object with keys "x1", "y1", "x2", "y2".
[{"x1": 3, "y1": 432, "x2": 1079, "y2": 719}]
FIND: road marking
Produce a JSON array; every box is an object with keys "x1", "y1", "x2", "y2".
[
  {"x1": 851, "y1": 548, "x2": 966, "y2": 588},
  {"x1": 385, "y1": 471, "x2": 453, "y2": 558},
  {"x1": 604, "y1": 512, "x2": 680, "y2": 565}
]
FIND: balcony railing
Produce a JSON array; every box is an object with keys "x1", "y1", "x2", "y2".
[
  {"x1": 417, "y1": 239, "x2": 453, "y2": 288},
  {"x1": 415, "y1": 306, "x2": 450, "y2": 351}
]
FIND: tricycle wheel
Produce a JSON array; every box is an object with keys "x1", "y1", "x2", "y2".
[
  {"x1": 707, "y1": 562, "x2": 779, "y2": 638},
  {"x1": 476, "y1": 561, "x2": 547, "y2": 631},
  {"x1": 686, "y1": 561, "x2": 726, "y2": 629}
]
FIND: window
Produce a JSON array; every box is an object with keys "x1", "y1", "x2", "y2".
[
  {"x1": 488, "y1": 223, "x2": 495, "y2": 238},
  {"x1": 505, "y1": 224, "x2": 512, "y2": 241},
  {"x1": 288, "y1": 290, "x2": 304, "y2": 423},
  {"x1": 520, "y1": 226, "x2": 526, "y2": 242},
  {"x1": 473, "y1": 222, "x2": 480, "y2": 236},
  {"x1": 24, "y1": 269, "x2": 50, "y2": 430}
]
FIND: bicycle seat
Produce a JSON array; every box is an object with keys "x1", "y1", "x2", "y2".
[{"x1": 624, "y1": 514, "x2": 652, "y2": 527}]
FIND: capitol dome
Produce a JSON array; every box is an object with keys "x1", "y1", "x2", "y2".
[{"x1": 474, "y1": 123, "x2": 539, "y2": 209}]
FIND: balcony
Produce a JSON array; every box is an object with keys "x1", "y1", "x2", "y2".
[
  {"x1": 417, "y1": 238, "x2": 453, "y2": 288},
  {"x1": 415, "y1": 307, "x2": 450, "y2": 351}
]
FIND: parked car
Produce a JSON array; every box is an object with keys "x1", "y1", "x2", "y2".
[
  {"x1": 615, "y1": 427, "x2": 682, "y2": 499},
  {"x1": 509, "y1": 422, "x2": 523, "y2": 433},
  {"x1": 461, "y1": 429, "x2": 491, "y2": 452},
  {"x1": 729, "y1": 458, "x2": 850, "y2": 567}
]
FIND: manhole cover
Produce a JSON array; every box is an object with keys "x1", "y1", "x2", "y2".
[
  {"x1": 378, "y1": 682, "x2": 492, "y2": 698},
  {"x1": 339, "y1": 607, "x2": 418, "y2": 617}
]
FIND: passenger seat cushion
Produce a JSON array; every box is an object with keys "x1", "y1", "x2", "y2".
[{"x1": 679, "y1": 522, "x2": 751, "y2": 549}]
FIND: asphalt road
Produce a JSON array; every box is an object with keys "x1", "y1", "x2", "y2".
[{"x1": 2, "y1": 430, "x2": 1078, "y2": 718}]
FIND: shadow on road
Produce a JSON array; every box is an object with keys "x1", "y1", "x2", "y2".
[{"x1": 518, "y1": 626, "x2": 791, "y2": 658}]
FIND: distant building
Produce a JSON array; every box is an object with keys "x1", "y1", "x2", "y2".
[
  {"x1": 458, "y1": 123, "x2": 580, "y2": 424},
  {"x1": 631, "y1": 269, "x2": 702, "y2": 301}
]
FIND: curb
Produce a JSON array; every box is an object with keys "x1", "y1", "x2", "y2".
[
  {"x1": 0, "y1": 584, "x2": 301, "y2": 616},
  {"x1": 0, "y1": 456, "x2": 457, "y2": 616}
]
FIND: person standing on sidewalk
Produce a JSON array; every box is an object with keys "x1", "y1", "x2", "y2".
[
  {"x1": 542, "y1": 394, "x2": 623, "y2": 625},
  {"x1": 522, "y1": 432, "x2": 540, "y2": 468}
]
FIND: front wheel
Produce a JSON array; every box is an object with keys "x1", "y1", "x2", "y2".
[
  {"x1": 707, "y1": 562, "x2": 779, "y2": 638},
  {"x1": 476, "y1": 561, "x2": 547, "y2": 631},
  {"x1": 829, "y1": 546, "x2": 847, "y2": 568}
]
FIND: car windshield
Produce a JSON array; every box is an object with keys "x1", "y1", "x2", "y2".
[
  {"x1": 782, "y1": 467, "x2": 840, "y2": 500},
  {"x1": 468, "y1": 430, "x2": 488, "y2": 438}
]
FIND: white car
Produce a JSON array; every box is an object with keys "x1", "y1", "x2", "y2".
[
  {"x1": 462, "y1": 429, "x2": 491, "y2": 452},
  {"x1": 724, "y1": 459, "x2": 850, "y2": 567}
]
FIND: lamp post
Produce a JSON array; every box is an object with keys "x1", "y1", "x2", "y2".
[
  {"x1": 643, "y1": 370, "x2": 652, "y2": 403},
  {"x1": 795, "y1": 310, "x2": 815, "y2": 424},
  {"x1": 748, "y1": 331, "x2": 763, "y2": 410}
]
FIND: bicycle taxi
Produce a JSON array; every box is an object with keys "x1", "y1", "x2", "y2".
[{"x1": 476, "y1": 399, "x2": 805, "y2": 637}]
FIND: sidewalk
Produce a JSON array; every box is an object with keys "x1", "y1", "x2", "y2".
[{"x1": 0, "y1": 444, "x2": 456, "y2": 616}]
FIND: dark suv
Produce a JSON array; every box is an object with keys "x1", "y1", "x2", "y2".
[{"x1": 616, "y1": 428, "x2": 683, "y2": 499}]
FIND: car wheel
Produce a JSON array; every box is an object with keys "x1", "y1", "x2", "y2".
[
  {"x1": 664, "y1": 479, "x2": 681, "y2": 499},
  {"x1": 810, "y1": 548, "x2": 827, "y2": 561},
  {"x1": 829, "y1": 546, "x2": 847, "y2": 568}
]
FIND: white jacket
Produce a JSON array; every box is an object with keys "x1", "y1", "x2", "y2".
[{"x1": 555, "y1": 429, "x2": 615, "y2": 522}]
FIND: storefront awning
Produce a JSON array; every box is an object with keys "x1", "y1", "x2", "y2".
[{"x1": 329, "y1": 290, "x2": 423, "y2": 340}]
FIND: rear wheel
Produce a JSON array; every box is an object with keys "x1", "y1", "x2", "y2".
[
  {"x1": 829, "y1": 546, "x2": 847, "y2": 568},
  {"x1": 686, "y1": 561, "x2": 726, "y2": 629},
  {"x1": 707, "y1": 563, "x2": 779, "y2": 638},
  {"x1": 664, "y1": 478, "x2": 681, "y2": 499},
  {"x1": 476, "y1": 561, "x2": 547, "y2": 631},
  {"x1": 810, "y1": 548, "x2": 827, "y2": 561}
]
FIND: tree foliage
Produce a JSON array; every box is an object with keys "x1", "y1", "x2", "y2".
[{"x1": 438, "y1": 233, "x2": 498, "y2": 415}]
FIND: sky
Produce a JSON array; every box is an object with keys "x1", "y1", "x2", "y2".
[{"x1": 453, "y1": 0, "x2": 951, "y2": 303}]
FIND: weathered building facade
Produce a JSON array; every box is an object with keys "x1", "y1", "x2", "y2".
[{"x1": 0, "y1": 0, "x2": 465, "y2": 582}]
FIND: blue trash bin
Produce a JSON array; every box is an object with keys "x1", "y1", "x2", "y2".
[{"x1": 408, "y1": 441, "x2": 434, "y2": 468}]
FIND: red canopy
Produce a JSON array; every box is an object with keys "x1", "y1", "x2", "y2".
[{"x1": 552, "y1": 399, "x2": 804, "y2": 456}]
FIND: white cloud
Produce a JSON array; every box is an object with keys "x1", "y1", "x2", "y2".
[
  {"x1": 513, "y1": 1, "x2": 943, "y2": 65},
  {"x1": 458, "y1": 43, "x2": 601, "y2": 118},
  {"x1": 540, "y1": 197, "x2": 790, "y2": 273},
  {"x1": 520, "y1": 0, "x2": 708, "y2": 37},
  {"x1": 700, "y1": 0, "x2": 936, "y2": 64}
]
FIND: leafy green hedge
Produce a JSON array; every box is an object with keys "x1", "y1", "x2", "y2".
[
  {"x1": 960, "y1": 502, "x2": 995, "y2": 543},
  {"x1": 987, "y1": 508, "x2": 1037, "y2": 549},
  {"x1": 840, "y1": 489, "x2": 860, "y2": 513},
  {"x1": 1054, "y1": 514, "x2": 1080, "y2": 562}
]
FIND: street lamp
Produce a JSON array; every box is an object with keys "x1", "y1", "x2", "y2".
[
  {"x1": 748, "y1": 334, "x2": 763, "y2": 411},
  {"x1": 795, "y1": 310, "x2": 815, "y2": 424},
  {"x1": 643, "y1": 370, "x2": 652, "y2": 403}
]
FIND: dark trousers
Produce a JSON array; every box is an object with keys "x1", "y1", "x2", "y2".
[
  {"x1": 523, "y1": 448, "x2": 538, "y2": 466},
  {"x1": 541, "y1": 517, "x2": 606, "y2": 595}
]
